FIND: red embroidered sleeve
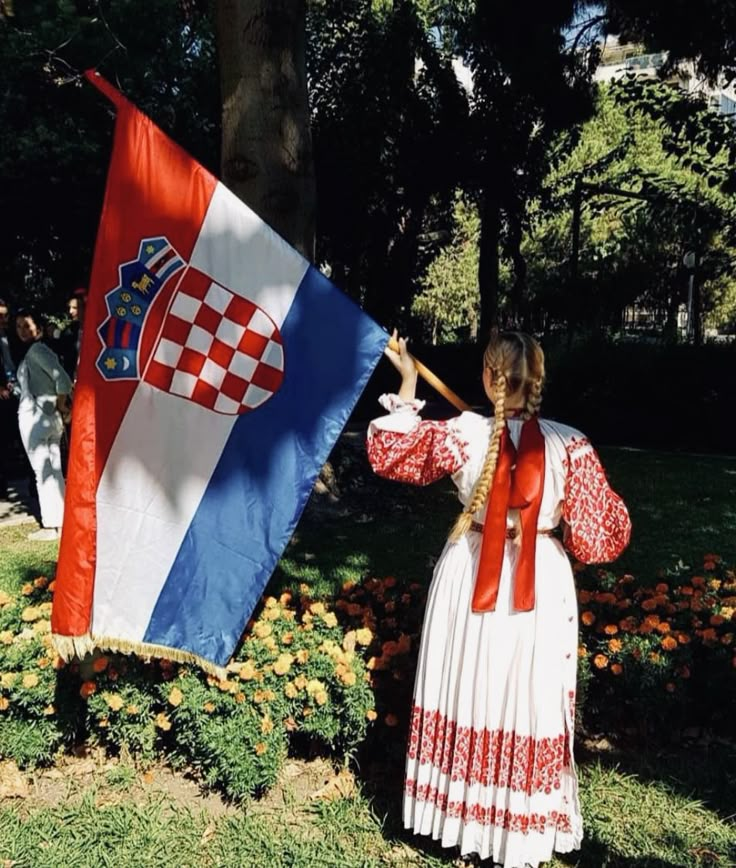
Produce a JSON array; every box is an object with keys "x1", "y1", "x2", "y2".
[
  {"x1": 367, "y1": 420, "x2": 468, "y2": 486},
  {"x1": 562, "y1": 437, "x2": 631, "y2": 563}
]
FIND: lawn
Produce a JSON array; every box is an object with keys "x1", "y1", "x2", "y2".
[{"x1": 1, "y1": 442, "x2": 735, "y2": 867}]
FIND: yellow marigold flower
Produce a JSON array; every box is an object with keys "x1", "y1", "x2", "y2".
[
  {"x1": 92, "y1": 656, "x2": 109, "y2": 674},
  {"x1": 721, "y1": 633, "x2": 734, "y2": 646},
  {"x1": 21, "y1": 583, "x2": 34, "y2": 596},
  {"x1": 721, "y1": 606, "x2": 735, "y2": 620},
  {"x1": 299, "y1": 583, "x2": 310, "y2": 595},
  {"x1": 577, "y1": 646, "x2": 587, "y2": 658},
  {"x1": 263, "y1": 637, "x2": 278, "y2": 653},
  {"x1": 168, "y1": 687, "x2": 184, "y2": 707},
  {"x1": 240, "y1": 661, "x2": 258, "y2": 681},
  {"x1": 43, "y1": 704, "x2": 56, "y2": 716},
  {"x1": 0, "y1": 673, "x2": 17, "y2": 688},
  {"x1": 355, "y1": 628, "x2": 373, "y2": 646},
  {"x1": 234, "y1": 692, "x2": 246, "y2": 703},
  {"x1": 294, "y1": 675, "x2": 308, "y2": 690},
  {"x1": 0, "y1": 631, "x2": 13, "y2": 646},
  {"x1": 0, "y1": 697, "x2": 9, "y2": 711},
  {"x1": 281, "y1": 631, "x2": 294, "y2": 645},
  {"x1": 203, "y1": 702, "x2": 215, "y2": 713},
  {"x1": 366, "y1": 709, "x2": 377, "y2": 721},
  {"x1": 322, "y1": 612, "x2": 338, "y2": 628},
  {"x1": 255, "y1": 742, "x2": 268, "y2": 755},
  {"x1": 708, "y1": 579, "x2": 722, "y2": 591},
  {"x1": 279, "y1": 592, "x2": 292, "y2": 606},
  {"x1": 581, "y1": 611, "x2": 595, "y2": 626},
  {"x1": 385, "y1": 713, "x2": 399, "y2": 727},
  {"x1": 264, "y1": 596, "x2": 278, "y2": 609},
  {"x1": 284, "y1": 683, "x2": 298, "y2": 699},
  {"x1": 306, "y1": 679, "x2": 324, "y2": 696},
  {"x1": 254, "y1": 622, "x2": 272, "y2": 639},
  {"x1": 155, "y1": 713, "x2": 172, "y2": 731},
  {"x1": 21, "y1": 673, "x2": 39, "y2": 689},
  {"x1": 80, "y1": 680, "x2": 97, "y2": 699},
  {"x1": 106, "y1": 694, "x2": 124, "y2": 711},
  {"x1": 340, "y1": 670, "x2": 357, "y2": 687},
  {"x1": 273, "y1": 653, "x2": 293, "y2": 676},
  {"x1": 264, "y1": 607, "x2": 281, "y2": 622},
  {"x1": 253, "y1": 689, "x2": 276, "y2": 703},
  {"x1": 649, "y1": 652, "x2": 661, "y2": 663},
  {"x1": 21, "y1": 606, "x2": 42, "y2": 622},
  {"x1": 592, "y1": 654, "x2": 608, "y2": 669},
  {"x1": 0, "y1": 590, "x2": 12, "y2": 606},
  {"x1": 33, "y1": 619, "x2": 51, "y2": 635},
  {"x1": 126, "y1": 705, "x2": 139, "y2": 715},
  {"x1": 314, "y1": 690, "x2": 328, "y2": 706},
  {"x1": 309, "y1": 602, "x2": 326, "y2": 616},
  {"x1": 261, "y1": 716, "x2": 274, "y2": 734},
  {"x1": 301, "y1": 612, "x2": 313, "y2": 625},
  {"x1": 295, "y1": 649, "x2": 309, "y2": 664}
]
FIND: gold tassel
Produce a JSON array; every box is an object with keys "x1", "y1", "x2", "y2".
[{"x1": 51, "y1": 632, "x2": 228, "y2": 680}]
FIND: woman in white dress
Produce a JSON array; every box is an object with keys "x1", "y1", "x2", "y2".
[
  {"x1": 367, "y1": 330, "x2": 631, "y2": 868},
  {"x1": 15, "y1": 309, "x2": 73, "y2": 541}
]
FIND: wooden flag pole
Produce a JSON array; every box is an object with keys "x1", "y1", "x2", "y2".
[{"x1": 387, "y1": 337, "x2": 472, "y2": 413}]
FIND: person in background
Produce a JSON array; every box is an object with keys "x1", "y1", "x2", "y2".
[
  {"x1": 59, "y1": 287, "x2": 86, "y2": 380},
  {"x1": 14, "y1": 308, "x2": 72, "y2": 540},
  {"x1": 0, "y1": 298, "x2": 19, "y2": 497}
]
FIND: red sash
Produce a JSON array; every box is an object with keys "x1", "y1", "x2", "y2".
[{"x1": 471, "y1": 417, "x2": 545, "y2": 613}]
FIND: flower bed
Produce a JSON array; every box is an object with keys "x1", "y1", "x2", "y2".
[{"x1": 1, "y1": 555, "x2": 733, "y2": 797}]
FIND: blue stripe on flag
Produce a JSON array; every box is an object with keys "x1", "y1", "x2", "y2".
[{"x1": 142, "y1": 266, "x2": 387, "y2": 664}]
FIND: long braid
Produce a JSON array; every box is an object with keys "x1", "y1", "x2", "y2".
[
  {"x1": 524, "y1": 377, "x2": 543, "y2": 420},
  {"x1": 449, "y1": 373, "x2": 507, "y2": 541}
]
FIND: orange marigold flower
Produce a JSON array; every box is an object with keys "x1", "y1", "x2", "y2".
[
  {"x1": 168, "y1": 687, "x2": 183, "y2": 707},
  {"x1": 661, "y1": 636, "x2": 678, "y2": 651},
  {"x1": 581, "y1": 611, "x2": 595, "y2": 626},
  {"x1": 595, "y1": 592, "x2": 617, "y2": 605},
  {"x1": 704, "y1": 560, "x2": 716, "y2": 571},
  {"x1": 611, "y1": 663, "x2": 623, "y2": 676},
  {"x1": 618, "y1": 617, "x2": 638, "y2": 632},
  {"x1": 33, "y1": 576, "x2": 49, "y2": 590},
  {"x1": 665, "y1": 682, "x2": 676, "y2": 693},
  {"x1": 721, "y1": 633, "x2": 734, "y2": 646},
  {"x1": 700, "y1": 628, "x2": 718, "y2": 643},
  {"x1": 92, "y1": 656, "x2": 109, "y2": 674},
  {"x1": 593, "y1": 654, "x2": 609, "y2": 669},
  {"x1": 203, "y1": 701, "x2": 215, "y2": 713},
  {"x1": 21, "y1": 583, "x2": 33, "y2": 596},
  {"x1": 80, "y1": 680, "x2": 97, "y2": 699},
  {"x1": 641, "y1": 599, "x2": 658, "y2": 611},
  {"x1": 649, "y1": 651, "x2": 661, "y2": 663},
  {"x1": 677, "y1": 666, "x2": 691, "y2": 679},
  {"x1": 577, "y1": 646, "x2": 588, "y2": 658},
  {"x1": 709, "y1": 614, "x2": 725, "y2": 626},
  {"x1": 680, "y1": 586, "x2": 694, "y2": 596},
  {"x1": 603, "y1": 624, "x2": 618, "y2": 636},
  {"x1": 608, "y1": 639, "x2": 622, "y2": 653},
  {"x1": 691, "y1": 576, "x2": 706, "y2": 588},
  {"x1": 385, "y1": 713, "x2": 399, "y2": 727},
  {"x1": 654, "y1": 621, "x2": 671, "y2": 634},
  {"x1": 255, "y1": 742, "x2": 268, "y2": 755},
  {"x1": 655, "y1": 583, "x2": 669, "y2": 594},
  {"x1": 578, "y1": 590, "x2": 592, "y2": 604}
]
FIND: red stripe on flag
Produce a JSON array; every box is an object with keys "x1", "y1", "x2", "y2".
[
  {"x1": 120, "y1": 321, "x2": 132, "y2": 349},
  {"x1": 52, "y1": 81, "x2": 218, "y2": 640}
]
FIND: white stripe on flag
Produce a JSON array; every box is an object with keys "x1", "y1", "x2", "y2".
[
  {"x1": 188, "y1": 183, "x2": 309, "y2": 329},
  {"x1": 92, "y1": 383, "x2": 237, "y2": 641}
]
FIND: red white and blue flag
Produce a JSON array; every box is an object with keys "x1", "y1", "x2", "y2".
[{"x1": 51, "y1": 72, "x2": 388, "y2": 673}]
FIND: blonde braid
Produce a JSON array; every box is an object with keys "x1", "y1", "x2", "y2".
[
  {"x1": 523, "y1": 377, "x2": 543, "y2": 420},
  {"x1": 449, "y1": 373, "x2": 507, "y2": 541}
]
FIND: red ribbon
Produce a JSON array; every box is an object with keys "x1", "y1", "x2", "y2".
[{"x1": 471, "y1": 417, "x2": 546, "y2": 613}]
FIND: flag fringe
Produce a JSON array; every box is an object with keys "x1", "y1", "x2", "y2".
[{"x1": 51, "y1": 632, "x2": 228, "y2": 679}]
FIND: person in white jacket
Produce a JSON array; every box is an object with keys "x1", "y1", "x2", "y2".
[{"x1": 14, "y1": 308, "x2": 72, "y2": 541}]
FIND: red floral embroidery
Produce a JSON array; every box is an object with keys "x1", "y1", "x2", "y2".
[
  {"x1": 407, "y1": 705, "x2": 572, "y2": 796},
  {"x1": 562, "y1": 437, "x2": 631, "y2": 563},
  {"x1": 405, "y1": 778, "x2": 573, "y2": 834},
  {"x1": 367, "y1": 421, "x2": 468, "y2": 486}
]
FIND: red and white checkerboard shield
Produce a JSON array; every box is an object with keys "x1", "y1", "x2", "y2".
[{"x1": 144, "y1": 269, "x2": 284, "y2": 415}]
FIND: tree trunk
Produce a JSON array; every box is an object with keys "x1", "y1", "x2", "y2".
[
  {"x1": 478, "y1": 188, "x2": 500, "y2": 342},
  {"x1": 214, "y1": 0, "x2": 315, "y2": 259}
]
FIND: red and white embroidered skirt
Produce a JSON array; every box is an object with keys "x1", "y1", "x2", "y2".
[{"x1": 404, "y1": 533, "x2": 582, "y2": 868}]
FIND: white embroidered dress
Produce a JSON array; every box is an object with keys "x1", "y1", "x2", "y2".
[{"x1": 367, "y1": 395, "x2": 631, "y2": 868}]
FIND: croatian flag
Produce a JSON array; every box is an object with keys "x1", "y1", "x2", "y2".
[{"x1": 51, "y1": 72, "x2": 388, "y2": 673}]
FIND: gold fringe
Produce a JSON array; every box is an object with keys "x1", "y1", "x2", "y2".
[{"x1": 51, "y1": 632, "x2": 228, "y2": 680}]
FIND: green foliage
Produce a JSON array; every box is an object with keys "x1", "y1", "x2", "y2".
[{"x1": 411, "y1": 194, "x2": 481, "y2": 343}]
